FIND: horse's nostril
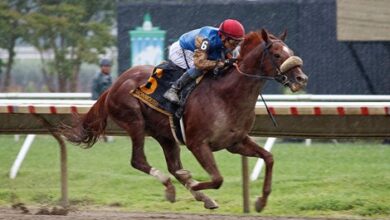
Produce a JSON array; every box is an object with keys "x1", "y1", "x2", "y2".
[{"x1": 296, "y1": 75, "x2": 307, "y2": 83}]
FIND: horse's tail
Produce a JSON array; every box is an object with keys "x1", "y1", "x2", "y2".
[{"x1": 61, "y1": 91, "x2": 109, "y2": 148}]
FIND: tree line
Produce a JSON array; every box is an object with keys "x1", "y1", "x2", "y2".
[{"x1": 0, "y1": 0, "x2": 116, "y2": 92}]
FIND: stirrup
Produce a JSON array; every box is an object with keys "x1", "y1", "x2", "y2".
[{"x1": 163, "y1": 88, "x2": 180, "y2": 104}]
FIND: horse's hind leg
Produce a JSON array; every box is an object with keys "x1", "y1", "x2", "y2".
[
  {"x1": 226, "y1": 136, "x2": 274, "y2": 212},
  {"x1": 111, "y1": 118, "x2": 176, "y2": 203},
  {"x1": 155, "y1": 137, "x2": 218, "y2": 209}
]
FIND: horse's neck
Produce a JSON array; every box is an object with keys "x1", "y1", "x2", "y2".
[
  {"x1": 209, "y1": 67, "x2": 265, "y2": 110},
  {"x1": 212, "y1": 46, "x2": 265, "y2": 109}
]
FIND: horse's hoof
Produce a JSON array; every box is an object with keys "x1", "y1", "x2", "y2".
[
  {"x1": 165, "y1": 185, "x2": 176, "y2": 203},
  {"x1": 255, "y1": 197, "x2": 266, "y2": 212},
  {"x1": 204, "y1": 198, "x2": 219, "y2": 210},
  {"x1": 190, "y1": 190, "x2": 204, "y2": 201}
]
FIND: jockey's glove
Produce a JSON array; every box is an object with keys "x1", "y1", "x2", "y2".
[
  {"x1": 213, "y1": 67, "x2": 222, "y2": 77},
  {"x1": 223, "y1": 58, "x2": 238, "y2": 67}
]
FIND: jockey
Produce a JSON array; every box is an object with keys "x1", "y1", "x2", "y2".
[{"x1": 163, "y1": 19, "x2": 245, "y2": 104}]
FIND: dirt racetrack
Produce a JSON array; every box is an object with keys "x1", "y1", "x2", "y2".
[{"x1": 0, "y1": 207, "x2": 342, "y2": 220}]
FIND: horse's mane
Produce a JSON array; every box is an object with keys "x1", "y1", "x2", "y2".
[{"x1": 239, "y1": 30, "x2": 278, "y2": 58}]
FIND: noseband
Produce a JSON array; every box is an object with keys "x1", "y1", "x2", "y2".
[{"x1": 234, "y1": 40, "x2": 303, "y2": 86}]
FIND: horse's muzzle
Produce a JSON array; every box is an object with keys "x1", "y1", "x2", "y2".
[
  {"x1": 279, "y1": 56, "x2": 307, "y2": 92},
  {"x1": 289, "y1": 68, "x2": 308, "y2": 92}
]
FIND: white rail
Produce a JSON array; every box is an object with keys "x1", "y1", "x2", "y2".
[
  {"x1": 0, "y1": 93, "x2": 91, "y2": 99},
  {"x1": 1, "y1": 101, "x2": 389, "y2": 116},
  {"x1": 261, "y1": 94, "x2": 390, "y2": 101},
  {"x1": 0, "y1": 99, "x2": 95, "y2": 105},
  {"x1": 2, "y1": 93, "x2": 390, "y2": 102}
]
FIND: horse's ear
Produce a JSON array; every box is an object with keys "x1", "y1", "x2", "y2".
[
  {"x1": 261, "y1": 29, "x2": 269, "y2": 43},
  {"x1": 279, "y1": 29, "x2": 287, "y2": 41}
]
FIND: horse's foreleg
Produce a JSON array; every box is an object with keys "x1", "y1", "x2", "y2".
[
  {"x1": 156, "y1": 137, "x2": 217, "y2": 209},
  {"x1": 175, "y1": 169, "x2": 219, "y2": 209},
  {"x1": 226, "y1": 136, "x2": 274, "y2": 212},
  {"x1": 188, "y1": 143, "x2": 224, "y2": 191}
]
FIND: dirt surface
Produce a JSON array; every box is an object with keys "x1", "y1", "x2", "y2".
[{"x1": 0, "y1": 206, "x2": 352, "y2": 220}]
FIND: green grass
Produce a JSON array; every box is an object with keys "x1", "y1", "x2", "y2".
[{"x1": 0, "y1": 135, "x2": 389, "y2": 218}]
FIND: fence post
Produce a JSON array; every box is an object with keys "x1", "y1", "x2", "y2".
[{"x1": 242, "y1": 156, "x2": 250, "y2": 213}]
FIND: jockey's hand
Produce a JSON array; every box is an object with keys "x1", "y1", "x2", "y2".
[
  {"x1": 213, "y1": 67, "x2": 223, "y2": 78},
  {"x1": 216, "y1": 60, "x2": 225, "y2": 68},
  {"x1": 224, "y1": 58, "x2": 238, "y2": 67}
]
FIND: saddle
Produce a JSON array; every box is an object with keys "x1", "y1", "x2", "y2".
[{"x1": 131, "y1": 60, "x2": 201, "y2": 144}]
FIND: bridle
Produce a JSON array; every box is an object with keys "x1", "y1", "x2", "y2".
[
  {"x1": 232, "y1": 39, "x2": 302, "y2": 127},
  {"x1": 233, "y1": 40, "x2": 291, "y2": 86}
]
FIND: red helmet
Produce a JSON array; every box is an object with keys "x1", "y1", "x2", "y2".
[{"x1": 218, "y1": 19, "x2": 245, "y2": 40}]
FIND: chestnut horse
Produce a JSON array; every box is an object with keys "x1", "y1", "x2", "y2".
[{"x1": 63, "y1": 29, "x2": 308, "y2": 212}]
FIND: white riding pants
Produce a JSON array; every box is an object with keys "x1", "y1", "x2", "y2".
[{"x1": 168, "y1": 41, "x2": 194, "y2": 70}]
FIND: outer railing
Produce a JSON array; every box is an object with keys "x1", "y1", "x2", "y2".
[
  {"x1": 1, "y1": 100, "x2": 389, "y2": 137},
  {"x1": 0, "y1": 93, "x2": 91, "y2": 100},
  {"x1": 2, "y1": 92, "x2": 390, "y2": 102}
]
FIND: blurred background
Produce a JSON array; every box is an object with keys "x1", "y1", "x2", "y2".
[{"x1": 0, "y1": 0, "x2": 389, "y2": 94}]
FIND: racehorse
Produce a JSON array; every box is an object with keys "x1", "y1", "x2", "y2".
[{"x1": 63, "y1": 29, "x2": 308, "y2": 212}]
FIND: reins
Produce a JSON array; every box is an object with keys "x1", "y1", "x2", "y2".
[
  {"x1": 233, "y1": 63, "x2": 275, "y2": 80},
  {"x1": 259, "y1": 93, "x2": 278, "y2": 127}
]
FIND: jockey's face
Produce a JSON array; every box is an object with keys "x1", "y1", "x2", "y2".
[{"x1": 221, "y1": 34, "x2": 242, "y2": 50}]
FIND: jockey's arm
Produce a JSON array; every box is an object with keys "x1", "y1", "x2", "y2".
[{"x1": 193, "y1": 36, "x2": 224, "y2": 71}]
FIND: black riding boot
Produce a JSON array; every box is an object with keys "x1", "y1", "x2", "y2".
[{"x1": 163, "y1": 72, "x2": 193, "y2": 104}]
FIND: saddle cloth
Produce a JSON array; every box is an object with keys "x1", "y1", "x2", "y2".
[{"x1": 131, "y1": 61, "x2": 199, "y2": 144}]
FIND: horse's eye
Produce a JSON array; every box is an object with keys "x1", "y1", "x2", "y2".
[{"x1": 274, "y1": 54, "x2": 281, "y2": 59}]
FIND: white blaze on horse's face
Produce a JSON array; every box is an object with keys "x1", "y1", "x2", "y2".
[{"x1": 282, "y1": 45, "x2": 292, "y2": 56}]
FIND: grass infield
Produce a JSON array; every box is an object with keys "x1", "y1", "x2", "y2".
[{"x1": 0, "y1": 135, "x2": 389, "y2": 218}]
